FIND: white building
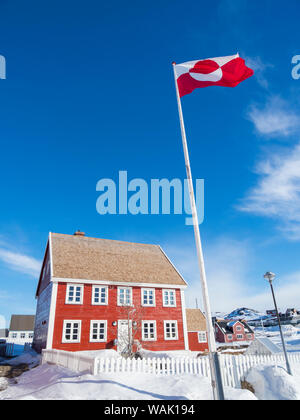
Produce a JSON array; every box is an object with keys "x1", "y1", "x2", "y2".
[{"x1": 8, "y1": 315, "x2": 35, "y2": 344}]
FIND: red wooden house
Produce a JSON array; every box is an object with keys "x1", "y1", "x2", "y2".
[
  {"x1": 186, "y1": 309, "x2": 208, "y2": 352},
  {"x1": 32, "y1": 231, "x2": 190, "y2": 353},
  {"x1": 215, "y1": 319, "x2": 255, "y2": 344}
]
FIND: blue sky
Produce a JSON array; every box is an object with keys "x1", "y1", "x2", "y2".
[{"x1": 1, "y1": 0, "x2": 300, "y2": 327}]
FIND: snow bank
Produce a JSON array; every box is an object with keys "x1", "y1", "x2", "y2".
[
  {"x1": 0, "y1": 377, "x2": 9, "y2": 392},
  {"x1": 246, "y1": 364, "x2": 300, "y2": 400},
  {"x1": 0, "y1": 363, "x2": 256, "y2": 400},
  {"x1": 2, "y1": 350, "x2": 41, "y2": 368}
]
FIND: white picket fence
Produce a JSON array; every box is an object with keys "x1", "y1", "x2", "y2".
[{"x1": 42, "y1": 349, "x2": 300, "y2": 389}]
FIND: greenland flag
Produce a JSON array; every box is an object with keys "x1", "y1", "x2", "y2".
[{"x1": 174, "y1": 54, "x2": 254, "y2": 97}]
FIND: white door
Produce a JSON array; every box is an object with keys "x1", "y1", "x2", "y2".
[{"x1": 117, "y1": 320, "x2": 131, "y2": 354}]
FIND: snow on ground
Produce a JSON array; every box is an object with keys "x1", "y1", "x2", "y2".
[
  {"x1": 254, "y1": 325, "x2": 300, "y2": 353},
  {"x1": 0, "y1": 362, "x2": 256, "y2": 400},
  {"x1": 246, "y1": 364, "x2": 300, "y2": 400},
  {"x1": 0, "y1": 350, "x2": 41, "y2": 368}
]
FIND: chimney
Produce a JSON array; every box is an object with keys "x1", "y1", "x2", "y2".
[{"x1": 74, "y1": 230, "x2": 85, "y2": 237}]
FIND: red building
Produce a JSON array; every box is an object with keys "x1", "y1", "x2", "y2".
[
  {"x1": 33, "y1": 231, "x2": 190, "y2": 353},
  {"x1": 215, "y1": 319, "x2": 255, "y2": 344},
  {"x1": 186, "y1": 309, "x2": 209, "y2": 352}
]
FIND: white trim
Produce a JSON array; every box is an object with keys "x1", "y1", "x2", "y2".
[
  {"x1": 117, "y1": 286, "x2": 133, "y2": 306},
  {"x1": 52, "y1": 277, "x2": 187, "y2": 290},
  {"x1": 180, "y1": 290, "x2": 189, "y2": 350},
  {"x1": 89, "y1": 320, "x2": 107, "y2": 342},
  {"x1": 162, "y1": 289, "x2": 176, "y2": 307},
  {"x1": 164, "y1": 320, "x2": 179, "y2": 340},
  {"x1": 49, "y1": 232, "x2": 54, "y2": 278},
  {"x1": 141, "y1": 288, "x2": 156, "y2": 307},
  {"x1": 91, "y1": 285, "x2": 108, "y2": 305},
  {"x1": 46, "y1": 282, "x2": 58, "y2": 349},
  {"x1": 142, "y1": 320, "x2": 157, "y2": 341},
  {"x1": 65, "y1": 283, "x2": 84, "y2": 305},
  {"x1": 62, "y1": 320, "x2": 81, "y2": 343}
]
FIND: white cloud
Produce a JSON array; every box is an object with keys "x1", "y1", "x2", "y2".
[
  {"x1": 0, "y1": 247, "x2": 41, "y2": 277},
  {"x1": 248, "y1": 96, "x2": 300, "y2": 137},
  {"x1": 238, "y1": 142, "x2": 300, "y2": 240},
  {"x1": 243, "y1": 56, "x2": 273, "y2": 89}
]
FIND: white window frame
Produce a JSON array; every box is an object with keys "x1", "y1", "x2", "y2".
[
  {"x1": 62, "y1": 320, "x2": 81, "y2": 343},
  {"x1": 162, "y1": 289, "x2": 176, "y2": 307},
  {"x1": 92, "y1": 285, "x2": 108, "y2": 305},
  {"x1": 236, "y1": 334, "x2": 243, "y2": 340},
  {"x1": 11, "y1": 332, "x2": 18, "y2": 339},
  {"x1": 142, "y1": 321, "x2": 157, "y2": 341},
  {"x1": 65, "y1": 284, "x2": 84, "y2": 305},
  {"x1": 198, "y1": 331, "x2": 207, "y2": 343},
  {"x1": 141, "y1": 288, "x2": 156, "y2": 307},
  {"x1": 227, "y1": 334, "x2": 233, "y2": 340},
  {"x1": 117, "y1": 287, "x2": 132, "y2": 306},
  {"x1": 164, "y1": 320, "x2": 178, "y2": 340},
  {"x1": 246, "y1": 334, "x2": 252, "y2": 340},
  {"x1": 236, "y1": 325, "x2": 242, "y2": 332},
  {"x1": 89, "y1": 320, "x2": 107, "y2": 343},
  {"x1": 20, "y1": 333, "x2": 26, "y2": 339}
]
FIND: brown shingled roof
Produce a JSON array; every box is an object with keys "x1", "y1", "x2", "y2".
[
  {"x1": 50, "y1": 232, "x2": 187, "y2": 286},
  {"x1": 186, "y1": 309, "x2": 207, "y2": 331},
  {"x1": 9, "y1": 315, "x2": 35, "y2": 331}
]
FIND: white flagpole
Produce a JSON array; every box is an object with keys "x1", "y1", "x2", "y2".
[{"x1": 172, "y1": 62, "x2": 225, "y2": 400}]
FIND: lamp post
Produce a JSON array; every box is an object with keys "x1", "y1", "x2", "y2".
[{"x1": 264, "y1": 271, "x2": 292, "y2": 375}]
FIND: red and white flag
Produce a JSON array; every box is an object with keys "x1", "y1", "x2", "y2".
[{"x1": 174, "y1": 53, "x2": 254, "y2": 97}]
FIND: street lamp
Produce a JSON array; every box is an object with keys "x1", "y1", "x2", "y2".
[{"x1": 264, "y1": 272, "x2": 292, "y2": 375}]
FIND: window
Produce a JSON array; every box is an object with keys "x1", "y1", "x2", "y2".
[
  {"x1": 236, "y1": 334, "x2": 243, "y2": 339},
  {"x1": 198, "y1": 331, "x2": 207, "y2": 343},
  {"x1": 236, "y1": 325, "x2": 242, "y2": 331},
  {"x1": 227, "y1": 334, "x2": 233, "y2": 340},
  {"x1": 117, "y1": 287, "x2": 132, "y2": 306},
  {"x1": 66, "y1": 284, "x2": 83, "y2": 304},
  {"x1": 20, "y1": 333, "x2": 26, "y2": 339},
  {"x1": 247, "y1": 334, "x2": 252, "y2": 340},
  {"x1": 141, "y1": 289, "x2": 155, "y2": 307},
  {"x1": 90, "y1": 320, "x2": 107, "y2": 342},
  {"x1": 164, "y1": 321, "x2": 178, "y2": 340},
  {"x1": 12, "y1": 333, "x2": 17, "y2": 339},
  {"x1": 162, "y1": 289, "x2": 176, "y2": 307},
  {"x1": 62, "y1": 320, "x2": 81, "y2": 343},
  {"x1": 28, "y1": 333, "x2": 34, "y2": 339},
  {"x1": 92, "y1": 286, "x2": 108, "y2": 305},
  {"x1": 142, "y1": 321, "x2": 157, "y2": 341}
]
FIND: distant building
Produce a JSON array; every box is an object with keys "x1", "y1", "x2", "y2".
[
  {"x1": 185, "y1": 309, "x2": 208, "y2": 352},
  {"x1": 266, "y1": 310, "x2": 277, "y2": 317},
  {"x1": 286, "y1": 308, "x2": 298, "y2": 317},
  {"x1": 0, "y1": 328, "x2": 8, "y2": 339},
  {"x1": 215, "y1": 319, "x2": 255, "y2": 344},
  {"x1": 8, "y1": 315, "x2": 35, "y2": 343}
]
